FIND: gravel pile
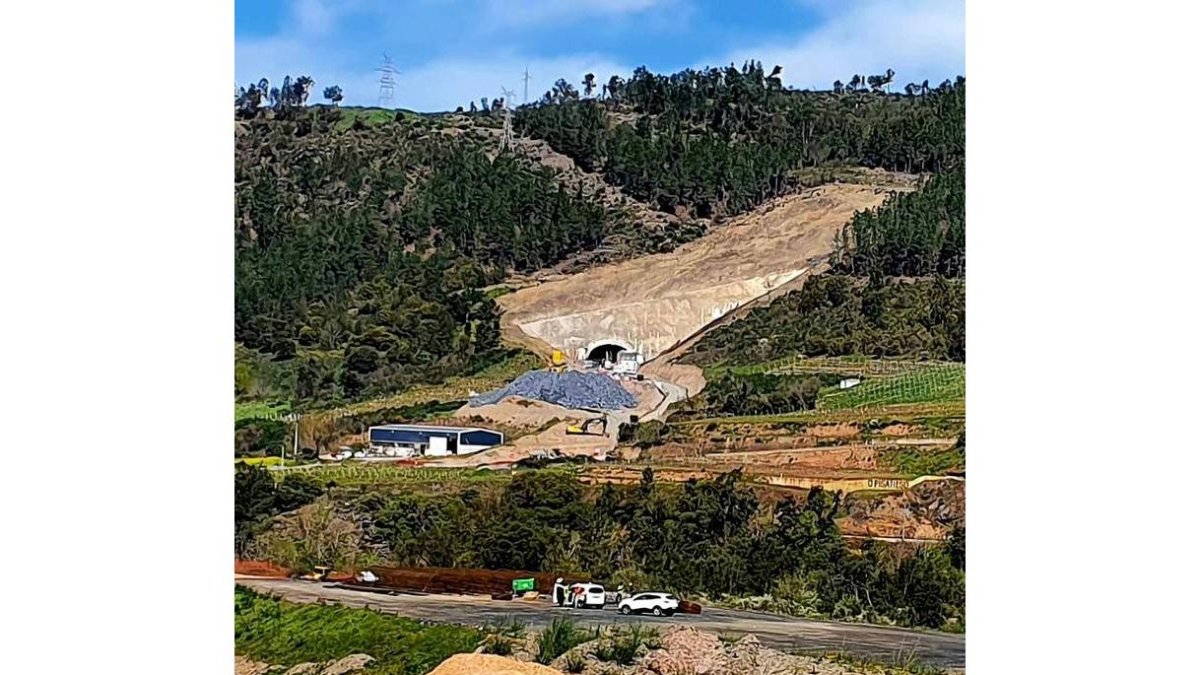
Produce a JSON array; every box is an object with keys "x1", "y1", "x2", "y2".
[{"x1": 470, "y1": 370, "x2": 637, "y2": 410}]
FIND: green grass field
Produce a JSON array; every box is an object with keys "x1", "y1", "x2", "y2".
[
  {"x1": 331, "y1": 106, "x2": 422, "y2": 131},
  {"x1": 235, "y1": 456, "x2": 299, "y2": 467},
  {"x1": 235, "y1": 401, "x2": 291, "y2": 422},
  {"x1": 877, "y1": 445, "x2": 965, "y2": 477},
  {"x1": 235, "y1": 586, "x2": 480, "y2": 675}
]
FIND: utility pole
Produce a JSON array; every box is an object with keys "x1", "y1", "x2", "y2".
[
  {"x1": 522, "y1": 67, "x2": 531, "y2": 104},
  {"x1": 284, "y1": 412, "x2": 301, "y2": 464},
  {"x1": 376, "y1": 53, "x2": 399, "y2": 108},
  {"x1": 499, "y1": 86, "x2": 515, "y2": 152}
]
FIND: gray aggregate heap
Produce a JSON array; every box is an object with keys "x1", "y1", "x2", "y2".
[{"x1": 469, "y1": 370, "x2": 638, "y2": 410}]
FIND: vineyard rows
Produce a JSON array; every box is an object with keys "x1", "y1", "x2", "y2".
[
  {"x1": 728, "y1": 355, "x2": 956, "y2": 378},
  {"x1": 820, "y1": 363, "x2": 964, "y2": 410},
  {"x1": 678, "y1": 401, "x2": 966, "y2": 427},
  {"x1": 269, "y1": 464, "x2": 508, "y2": 485}
]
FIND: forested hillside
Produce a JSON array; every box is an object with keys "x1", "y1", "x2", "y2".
[
  {"x1": 517, "y1": 65, "x2": 964, "y2": 218},
  {"x1": 834, "y1": 167, "x2": 965, "y2": 278},
  {"x1": 235, "y1": 111, "x2": 622, "y2": 404},
  {"x1": 683, "y1": 130, "x2": 965, "y2": 366},
  {"x1": 682, "y1": 275, "x2": 965, "y2": 366},
  {"x1": 236, "y1": 64, "x2": 965, "y2": 407}
]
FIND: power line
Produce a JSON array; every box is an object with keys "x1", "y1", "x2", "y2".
[{"x1": 376, "y1": 53, "x2": 399, "y2": 108}]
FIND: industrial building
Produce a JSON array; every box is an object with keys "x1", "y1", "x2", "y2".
[{"x1": 367, "y1": 424, "x2": 504, "y2": 457}]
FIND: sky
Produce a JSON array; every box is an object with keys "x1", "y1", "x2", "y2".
[{"x1": 235, "y1": 0, "x2": 964, "y2": 111}]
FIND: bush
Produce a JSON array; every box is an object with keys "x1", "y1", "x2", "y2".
[
  {"x1": 562, "y1": 651, "x2": 587, "y2": 673},
  {"x1": 536, "y1": 618, "x2": 590, "y2": 664},
  {"x1": 235, "y1": 418, "x2": 288, "y2": 457},
  {"x1": 770, "y1": 572, "x2": 824, "y2": 617},
  {"x1": 481, "y1": 635, "x2": 513, "y2": 656},
  {"x1": 246, "y1": 498, "x2": 366, "y2": 573},
  {"x1": 632, "y1": 420, "x2": 668, "y2": 448},
  {"x1": 594, "y1": 626, "x2": 659, "y2": 665}
]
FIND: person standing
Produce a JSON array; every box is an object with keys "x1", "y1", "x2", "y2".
[{"x1": 552, "y1": 577, "x2": 566, "y2": 606}]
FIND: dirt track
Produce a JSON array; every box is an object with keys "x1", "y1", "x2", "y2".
[{"x1": 237, "y1": 578, "x2": 965, "y2": 668}]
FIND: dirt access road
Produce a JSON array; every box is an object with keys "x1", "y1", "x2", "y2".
[{"x1": 237, "y1": 578, "x2": 964, "y2": 668}]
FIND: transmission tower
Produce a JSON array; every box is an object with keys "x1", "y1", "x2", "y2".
[
  {"x1": 522, "y1": 67, "x2": 531, "y2": 104},
  {"x1": 376, "y1": 53, "x2": 399, "y2": 108},
  {"x1": 499, "y1": 86, "x2": 516, "y2": 151}
]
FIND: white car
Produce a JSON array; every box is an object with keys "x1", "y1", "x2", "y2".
[
  {"x1": 618, "y1": 592, "x2": 680, "y2": 616},
  {"x1": 567, "y1": 583, "x2": 607, "y2": 609}
]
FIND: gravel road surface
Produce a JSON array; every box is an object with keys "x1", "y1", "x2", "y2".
[{"x1": 236, "y1": 578, "x2": 964, "y2": 668}]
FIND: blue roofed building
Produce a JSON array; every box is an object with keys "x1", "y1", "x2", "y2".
[{"x1": 367, "y1": 424, "x2": 504, "y2": 457}]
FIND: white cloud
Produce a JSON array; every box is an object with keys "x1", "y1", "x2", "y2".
[
  {"x1": 718, "y1": 0, "x2": 964, "y2": 89},
  {"x1": 293, "y1": 0, "x2": 338, "y2": 36},
  {"x1": 480, "y1": 0, "x2": 668, "y2": 29}
]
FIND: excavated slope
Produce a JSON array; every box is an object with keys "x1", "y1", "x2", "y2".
[{"x1": 498, "y1": 179, "x2": 911, "y2": 362}]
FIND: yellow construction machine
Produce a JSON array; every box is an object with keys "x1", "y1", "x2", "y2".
[
  {"x1": 548, "y1": 349, "x2": 568, "y2": 373},
  {"x1": 566, "y1": 415, "x2": 608, "y2": 436}
]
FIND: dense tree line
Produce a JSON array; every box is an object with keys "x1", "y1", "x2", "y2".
[
  {"x1": 835, "y1": 167, "x2": 965, "y2": 278},
  {"x1": 235, "y1": 418, "x2": 288, "y2": 457},
  {"x1": 236, "y1": 75, "x2": 316, "y2": 116},
  {"x1": 683, "y1": 275, "x2": 965, "y2": 366},
  {"x1": 235, "y1": 464, "x2": 324, "y2": 555},
  {"x1": 517, "y1": 63, "x2": 964, "y2": 217},
  {"x1": 236, "y1": 114, "x2": 620, "y2": 404},
  {"x1": 698, "y1": 372, "x2": 827, "y2": 417},
  {"x1": 326, "y1": 470, "x2": 962, "y2": 629}
]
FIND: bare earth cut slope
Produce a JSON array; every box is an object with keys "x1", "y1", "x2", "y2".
[{"x1": 497, "y1": 178, "x2": 913, "y2": 364}]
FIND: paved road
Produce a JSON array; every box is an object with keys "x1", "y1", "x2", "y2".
[{"x1": 237, "y1": 578, "x2": 964, "y2": 668}]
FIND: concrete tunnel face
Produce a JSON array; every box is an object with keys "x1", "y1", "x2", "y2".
[{"x1": 582, "y1": 338, "x2": 636, "y2": 362}]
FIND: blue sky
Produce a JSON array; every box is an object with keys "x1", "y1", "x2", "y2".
[{"x1": 236, "y1": 0, "x2": 964, "y2": 111}]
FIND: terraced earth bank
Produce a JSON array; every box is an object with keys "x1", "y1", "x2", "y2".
[{"x1": 497, "y1": 176, "x2": 915, "y2": 364}]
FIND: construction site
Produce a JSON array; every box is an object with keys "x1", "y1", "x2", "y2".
[{"x1": 268, "y1": 163, "x2": 962, "y2": 547}]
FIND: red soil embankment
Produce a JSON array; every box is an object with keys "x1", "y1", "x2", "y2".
[{"x1": 235, "y1": 559, "x2": 292, "y2": 578}]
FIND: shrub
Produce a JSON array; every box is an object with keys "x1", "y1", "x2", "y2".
[
  {"x1": 595, "y1": 626, "x2": 659, "y2": 665},
  {"x1": 483, "y1": 616, "x2": 528, "y2": 639},
  {"x1": 481, "y1": 635, "x2": 513, "y2": 656},
  {"x1": 536, "y1": 618, "x2": 590, "y2": 665},
  {"x1": 631, "y1": 420, "x2": 668, "y2": 448},
  {"x1": 562, "y1": 651, "x2": 587, "y2": 673}
]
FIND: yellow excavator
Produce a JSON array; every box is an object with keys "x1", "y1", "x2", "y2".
[
  {"x1": 566, "y1": 414, "x2": 608, "y2": 436},
  {"x1": 548, "y1": 349, "x2": 568, "y2": 374}
]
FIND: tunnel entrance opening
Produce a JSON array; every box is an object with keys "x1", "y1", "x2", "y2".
[{"x1": 586, "y1": 344, "x2": 626, "y2": 363}]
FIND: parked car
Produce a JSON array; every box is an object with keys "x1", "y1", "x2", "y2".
[
  {"x1": 618, "y1": 592, "x2": 680, "y2": 616},
  {"x1": 567, "y1": 582, "x2": 607, "y2": 609}
]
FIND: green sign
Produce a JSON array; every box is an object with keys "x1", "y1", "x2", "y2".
[{"x1": 512, "y1": 577, "x2": 536, "y2": 593}]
